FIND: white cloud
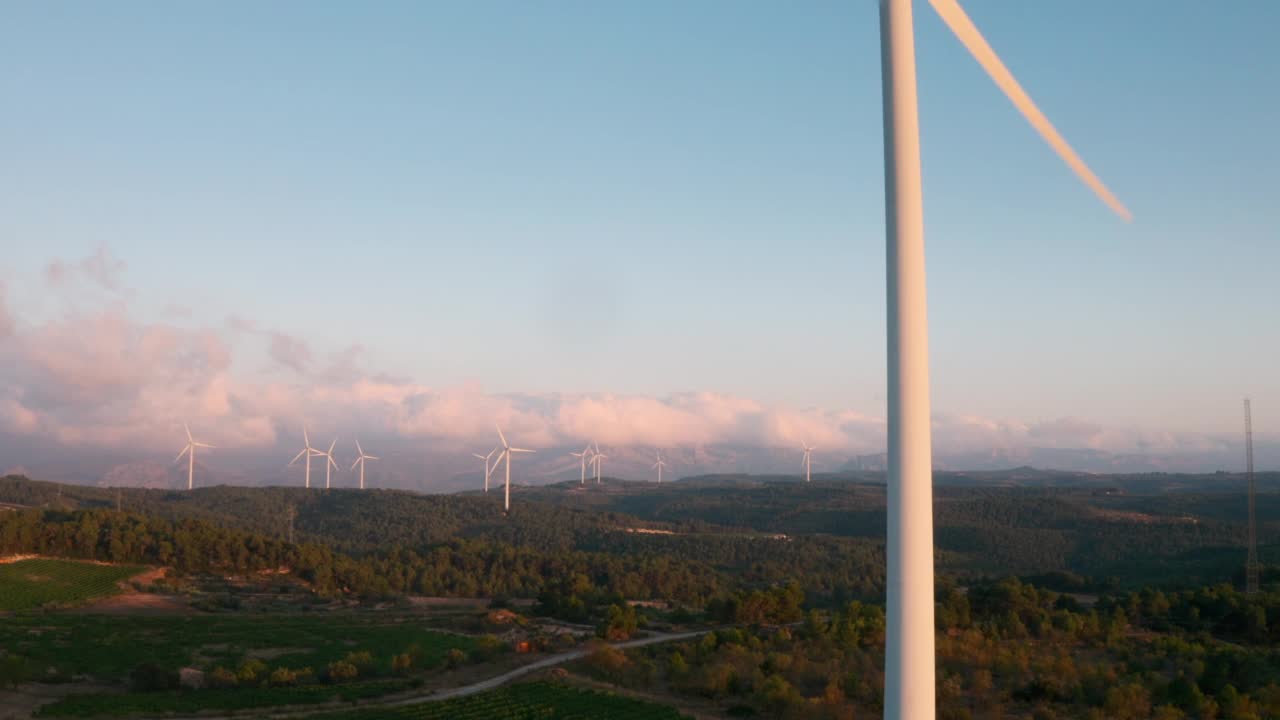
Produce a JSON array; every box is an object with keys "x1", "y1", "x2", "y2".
[{"x1": 0, "y1": 249, "x2": 1255, "y2": 465}]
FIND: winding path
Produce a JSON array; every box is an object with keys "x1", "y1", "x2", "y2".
[
  {"x1": 135, "y1": 629, "x2": 714, "y2": 720},
  {"x1": 390, "y1": 629, "x2": 708, "y2": 706}
]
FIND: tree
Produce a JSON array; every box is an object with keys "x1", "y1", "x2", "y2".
[
  {"x1": 600, "y1": 604, "x2": 639, "y2": 641},
  {"x1": 1104, "y1": 683, "x2": 1153, "y2": 720}
]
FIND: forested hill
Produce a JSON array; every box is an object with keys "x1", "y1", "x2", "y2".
[
  {"x1": 2, "y1": 473, "x2": 1276, "y2": 593},
  {"x1": 0, "y1": 475, "x2": 683, "y2": 554},
  {"x1": 524, "y1": 477, "x2": 1280, "y2": 587}
]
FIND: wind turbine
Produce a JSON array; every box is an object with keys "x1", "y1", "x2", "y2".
[
  {"x1": 493, "y1": 425, "x2": 534, "y2": 513},
  {"x1": 289, "y1": 428, "x2": 321, "y2": 489},
  {"x1": 350, "y1": 440, "x2": 379, "y2": 490},
  {"x1": 569, "y1": 444, "x2": 593, "y2": 485},
  {"x1": 175, "y1": 424, "x2": 214, "y2": 491},
  {"x1": 877, "y1": 1, "x2": 1130, "y2": 718},
  {"x1": 801, "y1": 443, "x2": 815, "y2": 483},
  {"x1": 472, "y1": 448, "x2": 498, "y2": 492},
  {"x1": 591, "y1": 441, "x2": 607, "y2": 485},
  {"x1": 315, "y1": 438, "x2": 339, "y2": 489},
  {"x1": 652, "y1": 450, "x2": 667, "y2": 484}
]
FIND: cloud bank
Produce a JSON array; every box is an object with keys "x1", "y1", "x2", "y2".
[{"x1": 0, "y1": 249, "x2": 1252, "y2": 469}]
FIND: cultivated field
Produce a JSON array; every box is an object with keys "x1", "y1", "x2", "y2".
[
  {"x1": 8, "y1": 612, "x2": 484, "y2": 717},
  {"x1": 306, "y1": 681, "x2": 692, "y2": 720},
  {"x1": 35, "y1": 679, "x2": 423, "y2": 718},
  {"x1": 0, "y1": 559, "x2": 144, "y2": 611},
  {"x1": 0, "y1": 613, "x2": 479, "y2": 681}
]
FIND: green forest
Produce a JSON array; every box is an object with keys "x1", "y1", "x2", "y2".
[{"x1": 1, "y1": 472, "x2": 1277, "y2": 719}]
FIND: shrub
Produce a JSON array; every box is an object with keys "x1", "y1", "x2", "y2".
[
  {"x1": 131, "y1": 663, "x2": 179, "y2": 692},
  {"x1": 207, "y1": 667, "x2": 238, "y2": 689},
  {"x1": 268, "y1": 666, "x2": 299, "y2": 687},
  {"x1": 326, "y1": 661, "x2": 358, "y2": 683},
  {"x1": 344, "y1": 651, "x2": 374, "y2": 671},
  {"x1": 237, "y1": 658, "x2": 268, "y2": 684},
  {"x1": 0, "y1": 654, "x2": 31, "y2": 689}
]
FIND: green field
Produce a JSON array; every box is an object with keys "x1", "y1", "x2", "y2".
[
  {"x1": 0, "y1": 559, "x2": 144, "y2": 611},
  {"x1": 0, "y1": 613, "x2": 480, "y2": 682},
  {"x1": 36, "y1": 679, "x2": 422, "y2": 718},
  {"x1": 307, "y1": 682, "x2": 691, "y2": 720}
]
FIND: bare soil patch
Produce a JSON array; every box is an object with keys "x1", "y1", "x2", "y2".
[
  {"x1": 248, "y1": 646, "x2": 314, "y2": 661},
  {"x1": 81, "y1": 591, "x2": 191, "y2": 614}
]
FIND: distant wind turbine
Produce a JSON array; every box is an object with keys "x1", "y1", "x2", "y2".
[
  {"x1": 472, "y1": 448, "x2": 498, "y2": 492},
  {"x1": 876, "y1": 1, "x2": 1131, "y2": 717},
  {"x1": 493, "y1": 425, "x2": 534, "y2": 514},
  {"x1": 652, "y1": 450, "x2": 667, "y2": 484},
  {"x1": 175, "y1": 424, "x2": 214, "y2": 491},
  {"x1": 801, "y1": 443, "x2": 815, "y2": 483},
  {"x1": 591, "y1": 441, "x2": 607, "y2": 484},
  {"x1": 315, "y1": 438, "x2": 339, "y2": 489},
  {"x1": 288, "y1": 428, "x2": 321, "y2": 489},
  {"x1": 350, "y1": 440, "x2": 379, "y2": 490},
  {"x1": 569, "y1": 444, "x2": 594, "y2": 485}
]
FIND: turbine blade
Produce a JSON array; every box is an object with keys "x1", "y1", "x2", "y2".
[
  {"x1": 927, "y1": 0, "x2": 1131, "y2": 221},
  {"x1": 193, "y1": 442, "x2": 215, "y2": 448},
  {"x1": 176, "y1": 446, "x2": 190, "y2": 462},
  {"x1": 327, "y1": 438, "x2": 336, "y2": 453},
  {"x1": 366, "y1": 455, "x2": 378, "y2": 460},
  {"x1": 356, "y1": 439, "x2": 363, "y2": 455},
  {"x1": 185, "y1": 424, "x2": 193, "y2": 442},
  {"x1": 351, "y1": 458, "x2": 360, "y2": 470},
  {"x1": 496, "y1": 424, "x2": 508, "y2": 449},
  {"x1": 303, "y1": 427, "x2": 310, "y2": 447},
  {"x1": 290, "y1": 448, "x2": 307, "y2": 465},
  {"x1": 473, "y1": 453, "x2": 487, "y2": 460},
  {"x1": 510, "y1": 448, "x2": 535, "y2": 454}
]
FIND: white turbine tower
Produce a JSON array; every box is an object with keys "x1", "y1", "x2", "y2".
[
  {"x1": 591, "y1": 441, "x2": 607, "y2": 485},
  {"x1": 175, "y1": 424, "x2": 214, "y2": 491},
  {"x1": 877, "y1": 1, "x2": 1130, "y2": 718},
  {"x1": 569, "y1": 444, "x2": 594, "y2": 485},
  {"x1": 652, "y1": 450, "x2": 667, "y2": 484},
  {"x1": 315, "y1": 439, "x2": 339, "y2": 489},
  {"x1": 493, "y1": 425, "x2": 534, "y2": 514},
  {"x1": 801, "y1": 443, "x2": 815, "y2": 483},
  {"x1": 350, "y1": 440, "x2": 379, "y2": 490},
  {"x1": 289, "y1": 428, "x2": 320, "y2": 489},
  {"x1": 472, "y1": 448, "x2": 498, "y2": 492}
]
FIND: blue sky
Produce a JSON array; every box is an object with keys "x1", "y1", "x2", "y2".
[{"x1": 2, "y1": 0, "x2": 1278, "y2": 437}]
